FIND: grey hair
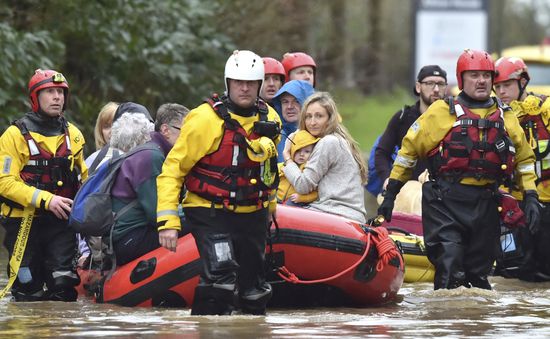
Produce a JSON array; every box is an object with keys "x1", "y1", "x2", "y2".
[
  {"x1": 155, "y1": 103, "x2": 189, "y2": 131},
  {"x1": 110, "y1": 112, "x2": 154, "y2": 152}
]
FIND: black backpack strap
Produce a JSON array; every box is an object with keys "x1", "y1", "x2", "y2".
[
  {"x1": 494, "y1": 96, "x2": 511, "y2": 112},
  {"x1": 447, "y1": 96, "x2": 456, "y2": 115},
  {"x1": 205, "y1": 94, "x2": 241, "y2": 131},
  {"x1": 88, "y1": 145, "x2": 110, "y2": 174},
  {"x1": 398, "y1": 107, "x2": 406, "y2": 120},
  {"x1": 114, "y1": 200, "x2": 140, "y2": 221},
  {"x1": 13, "y1": 118, "x2": 30, "y2": 135}
]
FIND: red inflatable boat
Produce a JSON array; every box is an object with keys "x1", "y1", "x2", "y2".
[
  {"x1": 77, "y1": 205, "x2": 404, "y2": 308},
  {"x1": 382, "y1": 212, "x2": 423, "y2": 235}
]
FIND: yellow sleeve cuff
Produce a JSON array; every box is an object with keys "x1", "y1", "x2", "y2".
[
  {"x1": 40, "y1": 191, "x2": 53, "y2": 210},
  {"x1": 158, "y1": 224, "x2": 181, "y2": 232},
  {"x1": 157, "y1": 211, "x2": 182, "y2": 232}
]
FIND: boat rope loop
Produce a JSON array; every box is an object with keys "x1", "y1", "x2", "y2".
[
  {"x1": 277, "y1": 224, "x2": 405, "y2": 284},
  {"x1": 276, "y1": 232, "x2": 373, "y2": 284},
  {"x1": 276, "y1": 226, "x2": 405, "y2": 285},
  {"x1": 370, "y1": 226, "x2": 404, "y2": 272}
]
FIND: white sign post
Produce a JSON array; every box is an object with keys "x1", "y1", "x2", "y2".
[{"x1": 413, "y1": 0, "x2": 489, "y2": 86}]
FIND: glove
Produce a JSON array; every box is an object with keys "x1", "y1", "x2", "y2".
[
  {"x1": 523, "y1": 190, "x2": 541, "y2": 234},
  {"x1": 377, "y1": 179, "x2": 405, "y2": 222},
  {"x1": 498, "y1": 191, "x2": 526, "y2": 229}
]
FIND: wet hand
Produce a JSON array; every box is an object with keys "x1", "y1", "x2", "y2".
[
  {"x1": 159, "y1": 229, "x2": 179, "y2": 252},
  {"x1": 48, "y1": 195, "x2": 73, "y2": 220}
]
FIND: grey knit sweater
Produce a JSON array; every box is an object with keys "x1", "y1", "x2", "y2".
[{"x1": 282, "y1": 133, "x2": 367, "y2": 223}]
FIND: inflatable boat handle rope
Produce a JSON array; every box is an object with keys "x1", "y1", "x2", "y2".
[{"x1": 277, "y1": 226, "x2": 404, "y2": 284}]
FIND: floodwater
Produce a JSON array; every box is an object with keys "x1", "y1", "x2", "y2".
[{"x1": 1, "y1": 235, "x2": 550, "y2": 338}]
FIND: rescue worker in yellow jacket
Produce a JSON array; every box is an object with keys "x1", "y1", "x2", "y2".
[
  {"x1": 493, "y1": 56, "x2": 550, "y2": 281},
  {"x1": 156, "y1": 50, "x2": 281, "y2": 315},
  {"x1": 378, "y1": 49, "x2": 540, "y2": 290},
  {"x1": 0, "y1": 69, "x2": 87, "y2": 301}
]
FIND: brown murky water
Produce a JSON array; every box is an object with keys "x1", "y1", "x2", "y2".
[{"x1": 1, "y1": 232, "x2": 550, "y2": 338}]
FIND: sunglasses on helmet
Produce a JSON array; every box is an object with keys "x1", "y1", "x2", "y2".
[{"x1": 52, "y1": 72, "x2": 66, "y2": 83}]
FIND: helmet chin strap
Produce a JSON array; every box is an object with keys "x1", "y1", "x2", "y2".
[{"x1": 517, "y1": 79, "x2": 528, "y2": 101}]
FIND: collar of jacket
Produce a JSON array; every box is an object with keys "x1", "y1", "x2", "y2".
[
  {"x1": 457, "y1": 91, "x2": 494, "y2": 109},
  {"x1": 22, "y1": 111, "x2": 65, "y2": 136},
  {"x1": 149, "y1": 131, "x2": 173, "y2": 156}
]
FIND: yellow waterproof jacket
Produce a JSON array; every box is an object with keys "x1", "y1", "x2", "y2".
[
  {"x1": 0, "y1": 122, "x2": 87, "y2": 218},
  {"x1": 277, "y1": 162, "x2": 318, "y2": 203},
  {"x1": 157, "y1": 102, "x2": 281, "y2": 232},
  {"x1": 508, "y1": 94, "x2": 550, "y2": 202},
  {"x1": 389, "y1": 98, "x2": 537, "y2": 191}
]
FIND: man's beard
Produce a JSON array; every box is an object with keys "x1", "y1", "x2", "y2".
[{"x1": 420, "y1": 92, "x2": 440, "y2": 106}]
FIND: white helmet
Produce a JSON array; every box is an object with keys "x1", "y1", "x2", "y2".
[{"x1": 224, "y1": 50, "x2": 264, "y2": 94}]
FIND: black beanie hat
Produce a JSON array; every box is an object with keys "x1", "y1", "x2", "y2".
[
  {"x1": 113, "y1": 102, "x2": 153, "y2": 123},
  {"x1": 414, "y1": 65, "x2": 447, "y2": 96}
]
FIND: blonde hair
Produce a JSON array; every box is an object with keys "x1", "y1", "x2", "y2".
[
  {"x1": 93, "y1": 102, "x2": 119, "y2": 150},
  {"x1": 298, "y1": 92, "x2": 367, "y2": 183}
]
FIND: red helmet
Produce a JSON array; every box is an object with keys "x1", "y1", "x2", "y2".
[
  {"x1": 456, "y1": 49, "x2": 494, "y2": 90},
  {"x1": 263, "y1": 57, "x2": 285, "y2": 82},
  {"x1": 28, "y1": 69, "x2": 69, "y2": 112},
  {"x1": 281, "y1": 52, "x2": 317, "y2": 83},
  {"x1": 494, "y1": 57, "x2": 530, "y2": 84}
]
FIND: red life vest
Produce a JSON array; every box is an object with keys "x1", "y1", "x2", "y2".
[
  {"x1": 15, "y1": 118, "x2": 81, "y2": 200},
  {"x1": 428, "y1": 98, "x2": 515, "y2": 182},
  {"x1": 520, "y1": 113, "x2": 550, "y2": 182},
  {"x1": 185, "y1": 95, "x2": 279, "y2": 208}
]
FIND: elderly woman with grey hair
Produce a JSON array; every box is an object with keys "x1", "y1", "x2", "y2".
[
  {"x1": 78, "y1": 111, "x2": 154, "y2": 268},
  {"x1": 109, "y1": 113, "x2": 154, "y2": 152},
  {"x1": 86, "y1": 102, "x2": 153, "y2": 174}
]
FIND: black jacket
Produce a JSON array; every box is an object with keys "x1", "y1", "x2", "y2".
[{"x1": 374, "y1": 101, "x2": 428, "y2": 181}]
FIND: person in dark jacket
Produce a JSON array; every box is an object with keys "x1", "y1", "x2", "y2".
[
  {"x1": 110, "y1": 104, "x2": 188, "y2": 266},
  {"x1": 374, "y1": 65, "x2": 448, "y2": 187},
  {"x1": 87, "y1": 102, "x2": 154, "y2": 174}
]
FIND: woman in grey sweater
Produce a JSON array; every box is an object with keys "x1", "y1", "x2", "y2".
[{"x1": 281, "y1": 92, "x2": 368, "y2": 223}]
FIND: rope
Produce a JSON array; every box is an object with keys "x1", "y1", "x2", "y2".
[
  {"x1": 276, "y1": 226, "x2": 403, "y2": 285},
  {"x1": 371, "y1": 227, "x2": 404, "y2": 272},
  {"x1": 277, "y1": 231, "x2": 373, "y2": 284},
  {"x1": 0, "y1": 206, "x2": 35, "y2": 299}
]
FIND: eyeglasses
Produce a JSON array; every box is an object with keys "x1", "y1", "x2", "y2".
[
  {"x1": 169, "y1": 125, "x2": 181, "y2": 130},
  {"x1": 420, "y1": 81, "x2": 447, "y2": 89}
]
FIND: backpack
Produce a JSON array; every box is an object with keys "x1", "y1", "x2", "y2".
[
  {"x1": 87, "y1": 145, "x2": 122, "y2": 175},
  {"x1": 69, "y1": 143, "x2": 159, "y2": 237},
  {"x1": 365, "y1": 135, "x2": 398, "y2": 197}
]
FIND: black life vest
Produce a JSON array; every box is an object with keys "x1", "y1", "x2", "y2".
[
  {"x1": 520, "y1": 112, "x2": 550, "y2": 182},
  {"x1": 15, "y1": 118, "x2": 81, "y2": 199},
  {"x1": 185, "y1": 95, "x2": 279, "y2": 208},
  {"x1": 428, "y1": 98, "x2": 515, "y2": 182}
]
